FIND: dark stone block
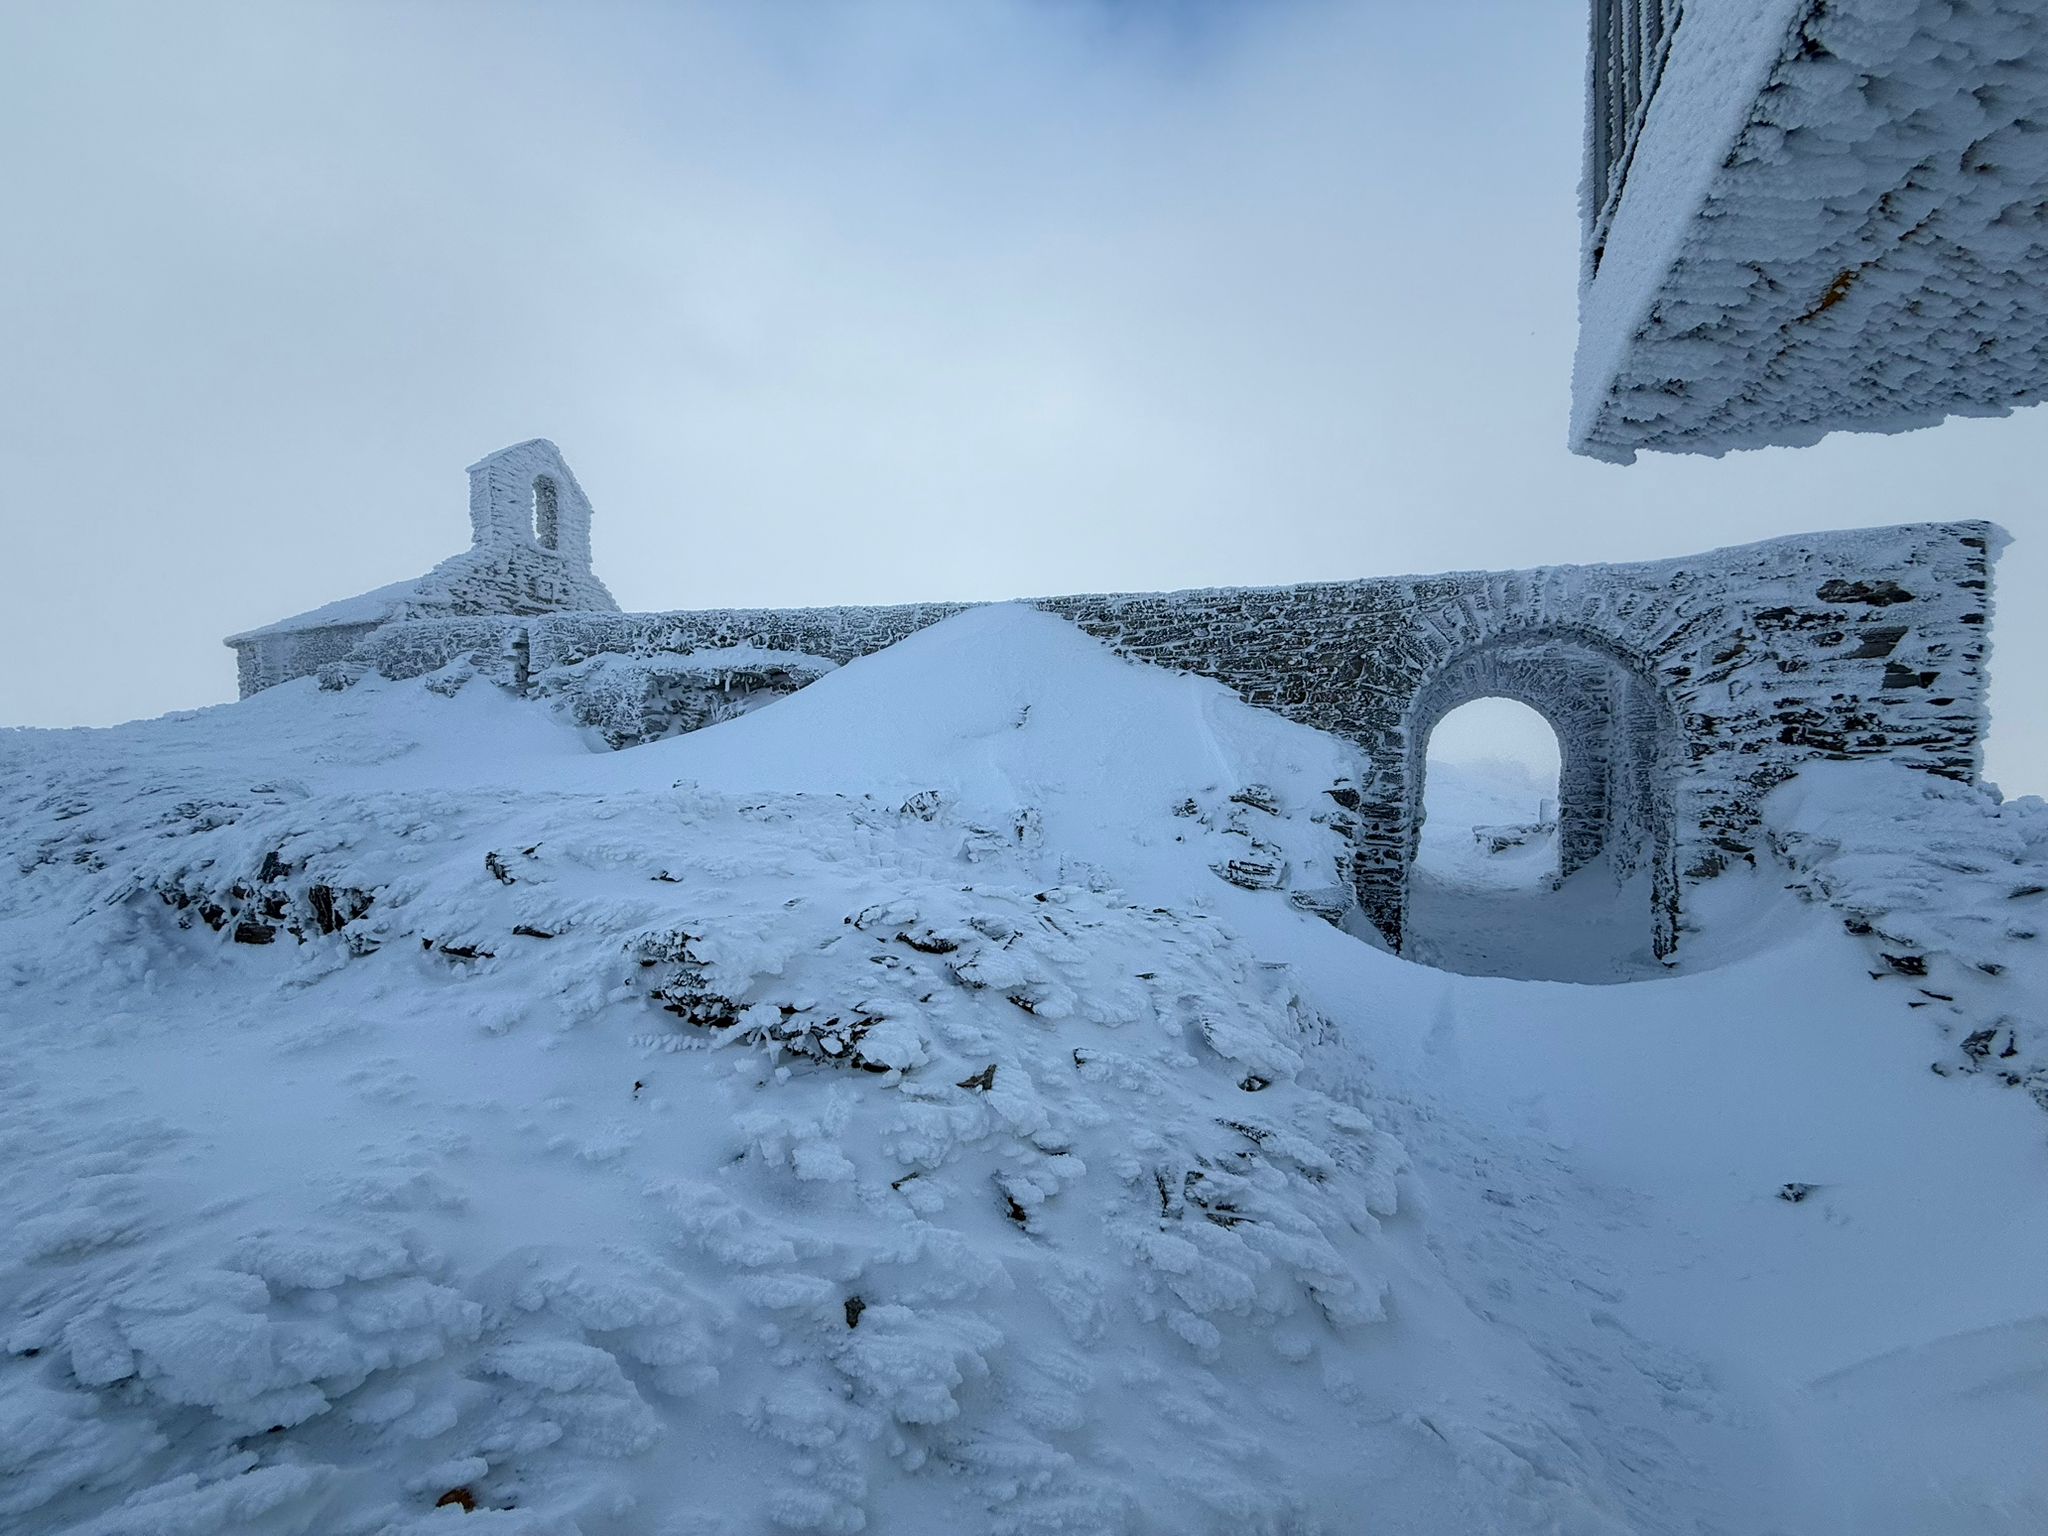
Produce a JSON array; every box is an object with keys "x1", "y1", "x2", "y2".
[{"x1": 1817, "y1": 578, "x2": 1914, "y2": 606}]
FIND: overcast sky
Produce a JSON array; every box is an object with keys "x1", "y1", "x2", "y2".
[{"x1": 3, "y1": 0, "x2": 2042, "y2": 791}]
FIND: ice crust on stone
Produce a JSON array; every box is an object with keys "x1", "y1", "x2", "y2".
[{"x1": 1574, "y1": 0, "x2": 2048, "y2": 461}]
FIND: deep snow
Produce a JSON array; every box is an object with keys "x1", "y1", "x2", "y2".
[{"x1": 3, "y1": 607, "x2": 2044, "y2": 1534}]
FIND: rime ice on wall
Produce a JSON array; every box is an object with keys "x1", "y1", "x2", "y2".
[
  {"x1": 323, "y1": 520, "x2": 2001, "y2": 961},
  {"x1": 224, "y1": 440, "x2": 617, "y2": 695},
  {"x1": 529, "y1": 603, "x2": 975, "y2": 673},
  {"x1": 434, "y1": 440, "x2": 618, "y2": 616},
  {"x1": 1573, "y1": 0, "x2": 2048, "y2": 462},
  {"x1": 534, "y1": 649, "x2": 840, "y2": 749},
  {"x1": 1044, "y1": 521, "x2": 1997, "y2": 955}
]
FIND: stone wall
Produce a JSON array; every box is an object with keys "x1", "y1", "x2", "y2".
[
  {"x1": 238, "y1": 622, "x2": 382, "y2": 699},
  {"x1": 527, "y1": 603, "x2": 974, "y2": 673},
  {"x1": 1043, "y1": 522, "x2": 1998, "y2": 951},
  {"x1": 325, "y1": 520, "x2": 2001, "y2": 957},
  {"x1": 344, "y1": 618, "x2": 531, "y2": 692}
]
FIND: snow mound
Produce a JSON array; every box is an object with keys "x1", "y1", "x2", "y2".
[{"x1": 606, "y1": 605, "x2": 1370, "y2": 919}]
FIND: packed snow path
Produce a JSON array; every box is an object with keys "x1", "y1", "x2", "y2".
[
  {"x1": 4, "y1": 609, "x2": 2044, "y2": 1534},
  {"x1": 1403, "y1": 863, "x2": 1660, "y2": 985}
]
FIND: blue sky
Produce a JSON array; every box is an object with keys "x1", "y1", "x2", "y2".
[{"x1": 3, "y1": 0, "x2": 2042, "y2": 789}]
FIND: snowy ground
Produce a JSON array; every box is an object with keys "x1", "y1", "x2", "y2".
[{"x1": 3, "y1": 608, "x2": 2044, "y2": 1535}]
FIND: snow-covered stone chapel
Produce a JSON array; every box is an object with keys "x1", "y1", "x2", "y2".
[{"x1": 225, "y1": 439, "x2": 618, "y2": 698}]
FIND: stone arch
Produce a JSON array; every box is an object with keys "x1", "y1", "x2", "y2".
[{"x1": 1393, "y1": 626, "x2": 1682, "y2": 961}]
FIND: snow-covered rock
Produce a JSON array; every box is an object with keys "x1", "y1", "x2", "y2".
[{"x1": 534, "y1": 648, "x2": 839, "y2": 750}]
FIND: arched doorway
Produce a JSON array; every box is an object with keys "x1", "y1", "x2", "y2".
[
  {"x1": 1413, "y1": 697, "x2": 1562, "y2": 888},
  {"x1": 1397, "y1": 630, "x2": 1680, "y2": 979}
]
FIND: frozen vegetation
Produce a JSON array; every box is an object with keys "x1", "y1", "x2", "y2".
[{"x1": 4, "y1": 608, "x2": 2045, "y2": 1534}]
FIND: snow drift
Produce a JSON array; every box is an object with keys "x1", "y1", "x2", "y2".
[{"x1": 1, "y1": 611, "x2": 1605, "y2": 1536}]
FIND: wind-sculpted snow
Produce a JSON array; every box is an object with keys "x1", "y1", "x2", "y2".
[
  {"x1": 0, "y1": 615, "x2": 1635, "y2": 1535},
  {"x1": 1766, "y1": 760, "x2": 2048, "y2": 1112}
]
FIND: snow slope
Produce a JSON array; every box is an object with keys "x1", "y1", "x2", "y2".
[{"x1": 3, "y1": 608, "x2": 2045, "y2": 1534}]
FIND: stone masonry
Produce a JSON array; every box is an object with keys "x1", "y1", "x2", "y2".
[{"x1": 315, "y1": 509, "x2": 1999, "y2": 960}]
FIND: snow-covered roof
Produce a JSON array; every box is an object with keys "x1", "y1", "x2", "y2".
[
  {"x1": 223, "y1": 575, "x2": 424, "y2": 645},
  {"x1": 1573, "y1": 0, "x2": 2048, "y2": 463}
]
